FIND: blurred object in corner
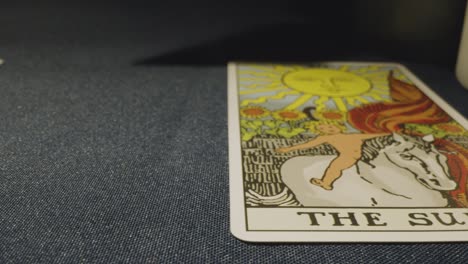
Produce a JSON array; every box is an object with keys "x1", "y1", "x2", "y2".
[{"x1": 456, "y1": 3, "x2": 468, "y2": 90}]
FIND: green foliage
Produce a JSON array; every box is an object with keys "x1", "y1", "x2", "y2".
[
  {"x1": 277, "y1": 127, "x2": 306, "y2": 138},
  {"x1": 240, "y1": 118, "x2": 308, "y2": 141},
  {"x1": 404, "y1": 123, "x2": 467, "y2": 138},
  {"x1": 406, "y1": 123, "x2": 441, "y2": 137}
]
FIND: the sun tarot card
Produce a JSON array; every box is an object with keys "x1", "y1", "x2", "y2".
[{"x1": 228, "y1": 62, "x2": 468, "y2": 242}]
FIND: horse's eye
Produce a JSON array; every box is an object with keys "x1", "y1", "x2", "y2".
[{"x1": 400, "y1": 153, "x2": 413, "y2": 160}]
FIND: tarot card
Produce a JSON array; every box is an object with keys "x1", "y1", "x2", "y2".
[{"x1": 228, "y1": 62, "x2": 468, "y2": 242}]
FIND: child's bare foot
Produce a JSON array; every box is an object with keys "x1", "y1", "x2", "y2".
[{"x1": 310, "y1": 178, "x2": 333, "y2": 190}]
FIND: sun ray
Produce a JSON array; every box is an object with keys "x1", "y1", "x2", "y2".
[
  {"x1": 372, "y1": 80, "x2": 389, "y2": 86},
  {"x1": 285, "y1": 94, "x2": 314, "y2": 110},
  {"x1": 373, "y1": 88, "x2": 388, "y2": 94},
  {"x1": 373, "y1": 89, "x2": 390, "y2": 95},
  {"x1": 246, "y1": 65, "x2": 280, "y2": 72},
  {"x1": 240, "y1": 77, "x2": 280, "y2": 81},
  {"x1": 370, "y1": 83, "x2": 387, "y2": 89},
  {"x1": 250, "y1": 64, "x2": 296, "y2": 72},
  {"x1": 370, "y1": 79, "x2": 389, "y2": 85},
  {"x1": 344, "y1": 97, "x2": 355, "y2": 107},
  {"x1": 367, "y1": 93, "x2": 388, "y2": 101},
  {"x1": 373, "y1": 86, "x2": 389, "y2": 91},
  {"x1": 238, "y1": 71, "x2": 282, "y2": 78},
  {"x1": 359, "y1": 72, "x2": 389, "y2": 79},
  {"x1": 332, "y1": 98, "x2": 348, "y2": 112},
  {"x1": 240, "y1": 86, "x2": 288, "y2": 95},
  {"x1": 355, "y1": 65, "x2": 383, "y2": 73},
  {"x1": 240, "y1": 91, "x2": 299, "y2": 106},
  {"x1": 349, "y1": 96, "x2": 371, "y2": 105},
  {"x1": 243, "y1": 81, "x2": 284, "y2": 89},
  {"x1": 314, "y1": 96, "x2": 330, "y2": 111},
  {"x1": 272, "y1": 65, "x2": 299, "y2": 73},
  {"x1": 372, "y1": 83, "x2": 388, "y2": 88}
]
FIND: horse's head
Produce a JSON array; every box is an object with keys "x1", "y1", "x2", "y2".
[{"x1": 388, "y1": 133, "x2": 457, "y2": 191}]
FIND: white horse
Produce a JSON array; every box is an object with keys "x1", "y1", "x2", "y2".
[{"x1": 281, "y1": 133, "x2": 457, "y2": 207}]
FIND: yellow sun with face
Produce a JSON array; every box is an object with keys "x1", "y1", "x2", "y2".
[{"x1": 238, "y1": 63, "x2": 410, "y2": 112}]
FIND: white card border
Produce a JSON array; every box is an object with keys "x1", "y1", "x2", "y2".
[{"x1": 228, "y1": 62, "x2": 468, "y2": 242}]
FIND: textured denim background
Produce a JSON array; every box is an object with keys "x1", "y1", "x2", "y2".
[{"x1": 1, "y1": 2, "x2": 468, "y2": 263}]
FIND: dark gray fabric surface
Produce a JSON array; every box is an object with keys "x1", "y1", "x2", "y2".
[{"x1": 1, "y1": 3, "x2": 468, "y2": 263}]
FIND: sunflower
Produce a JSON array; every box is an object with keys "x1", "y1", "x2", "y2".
[
  {"x1": 432, "y1": 122, "x2": 467, "y2": 136},
  {"x1": 272, "y1": 109, "x2": 307, "y2": 121},
  {"x1": 240, "y1": 106, "x2": 270, "y2": 119},
  {"x1": 312, "y1": 109, "x2": 347, "y2": 122}
]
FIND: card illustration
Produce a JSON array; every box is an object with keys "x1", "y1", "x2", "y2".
[{"x1": 229, "y1": 62, "x2": 468, "y2": 242}]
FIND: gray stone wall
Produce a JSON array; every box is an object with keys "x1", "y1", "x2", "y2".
[{"x1": 241, "y1": 135, "x2": 336, "y2": 197}]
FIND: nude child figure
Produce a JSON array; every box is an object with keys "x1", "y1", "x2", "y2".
[{"x1": 276, "y1": 123, "x2": 390, "y2": 190}]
